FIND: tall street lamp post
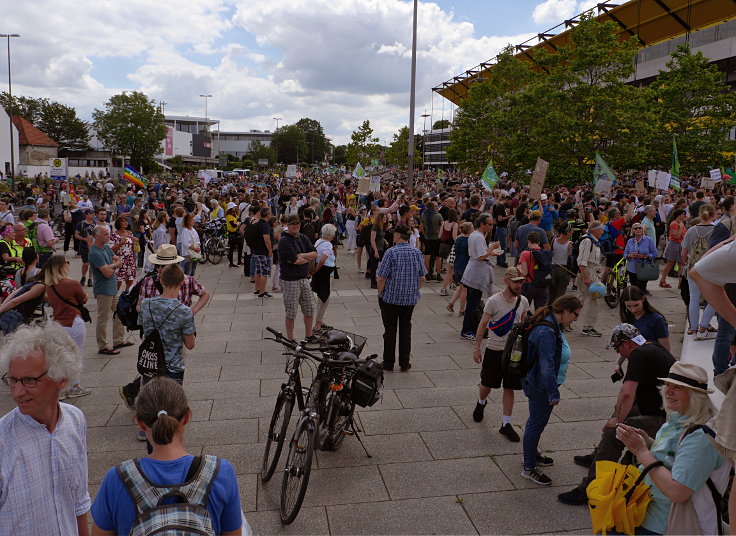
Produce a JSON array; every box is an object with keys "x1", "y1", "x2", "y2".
[
  {"x1": 199, "y1": 94, "x2": 212, "y2": 133},
  {"x1": 406, "y1": 0, "x2": 418, "y2": 194},
  {"x1": 1, "y1": 34, "x2": 19, "y2": 188},
  {"x1": 421, "y1": 113, "x2": 430, "y2": 169}
]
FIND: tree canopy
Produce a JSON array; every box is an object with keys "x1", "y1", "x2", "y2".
[
  {"x1": 346, "y1": 120, "x2": 380, "y2": 167},
  {"x1": 93, "y1": 91, "x2": 166, "y2": 170}
]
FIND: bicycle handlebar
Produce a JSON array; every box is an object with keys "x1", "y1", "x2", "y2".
[{"x1": 265, "y1": 327, "x2": 369, "y2": 366}]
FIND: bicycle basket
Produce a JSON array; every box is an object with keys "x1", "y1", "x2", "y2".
[
  {"x1": 350, "y1": 358, "x2": 383, "y2": 407},
  {"x1": 324, "y1": 329, "x2": 367, "y2": 356}
]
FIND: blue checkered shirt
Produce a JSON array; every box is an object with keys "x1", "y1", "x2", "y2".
[
  {"x1": 376, "y1": 242, "x2": 427, "y2": 306},
  {"x1": 0, "y1": 403, "x2": 91, "y2": 535}
]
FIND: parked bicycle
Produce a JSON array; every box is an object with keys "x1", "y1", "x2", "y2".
[
  {"x1": 604, "y1": 256, "x2": 629, "y2": 309},
  {"x1": 262, "y1": 326, "x2": 383, "y2": 525},
  {"x1": 198, "y1": 218, "x2": 228, "y2": 265}
]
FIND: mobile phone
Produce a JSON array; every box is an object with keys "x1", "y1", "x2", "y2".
[{"x1": 610, "y1": 371, "x2": 623, "y2": 383}]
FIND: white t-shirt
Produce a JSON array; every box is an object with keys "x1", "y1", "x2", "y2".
[
  {"x1": 483, "y1": 292, "x2": 530, "y2": 351},
  {"x1": 692, "y1": 238, "x2": 736, "y2": 287},
  {"x1": 315, "y1": 238, "x2": 335, "y2": 268}
]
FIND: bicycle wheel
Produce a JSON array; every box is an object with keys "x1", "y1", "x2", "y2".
[
  {"x1": 262, "y1": 392, "x2": 294, "y2": 483},
  {"x1": 323, "y1": 393, "x2": 354, "y2": 452},
  {"x1": 604, "y1": 272, "x2": 620, "y2": 309},
  {"x1": 280, "y1": 419, "x2": 315, "y2": 525},
  {"x1": 208, "y1": 236, "x2": 225, "y2": 265}
]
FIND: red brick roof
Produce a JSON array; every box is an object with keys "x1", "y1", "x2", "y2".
[{"x1": 10, "y1": 116, "x2": 59, "y2": 147}]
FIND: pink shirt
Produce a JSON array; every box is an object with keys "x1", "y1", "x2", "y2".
[{"x1": 34, "y1": 218, "x2": 55, "y2": 247}]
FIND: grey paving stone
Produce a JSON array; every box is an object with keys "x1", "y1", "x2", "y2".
[
  {"x1": 184, "y1": 379, "x2": 261, "y2": 400},
  {"x1": 184, "y1": 418, "x2": 259, "y2": 446},
  {"x1": 78, "y1": 403, "x2": 117, "y2": 427},
  {"x1": 564, "y1": 378, "x2": 622, "y2": 398},
  {"x1": 531, "y1": 420, "x2": 604, "y2": 452},
  {"x1": 425, "y1": 368, "x2": 484, "y2": 387},
  {"x1": 360, "y1": 406, "x2": 466, "y2": 435},
  {"x1": 87, "y1": 449, "x2": 145, "y2": 485},
  {"x1": 380, "y1": 457, "x2": 514, "y2": 499},
  {"x1": 460, "y1": 487, "x2": 592, "y2": 534},
  {"x1": 405, "y1": 354, "x2": 461, "y2": 371},
  {"x1": 206, "y1": 442, "x2": 265, "y2": 474},
  {"x1": 257, "y1": 464, "x2": 389, "y2": 510},
  {"x1": 237, "y1": 473, "x2": 258, "y2": 512},
  {"x1": 382, "y1": 371, "x2": 434, "y2": 389},
  {"x1": 87, "y1": 424, "x2": 143, "y2": 452},
  {"x1": 395, "y1": 385, "x2": 481, "y2": 408},
  {"x1": 453, "y1": 401, "x2": 563, "y2": 429},
  {"x1": 210, "y1": 395, "x2": 280, "y2": 420},
  {"x1": 492, "y1": 449, "x2": 592, "y2": 490},
  {"x1": 326, "y1": 496, "x2": 478, "y2": 535},
  {"x1": 421, "y1": 428, "x2": 522, "y2": 459},
  {"x1": 315, "y1": 432, "x2": 433, "y2": 469},
  {"x1": 353, "y1": 388, "x2": 404, "y2": 412},
  {"x1": 552, "y1": 396, "x2": 617, "y2": 423},
  {"x1": 246, "y1": 506, "x2": 330, "y2": 535}
]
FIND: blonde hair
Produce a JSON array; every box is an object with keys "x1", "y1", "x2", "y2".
[
  {"x1": 661, "y1": 385, "x2": 716, "y2": 428},
  {"x1": 43, "y1": 254, "x2": 68, "y2": 286}
]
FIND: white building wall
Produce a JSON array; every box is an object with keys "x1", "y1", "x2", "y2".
[{"x1": 0, "y1": 108, "x2": 20, "y2": 178}]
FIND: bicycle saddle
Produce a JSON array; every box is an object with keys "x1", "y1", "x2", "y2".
[
  {"x1": 326, "y1": 330, "x2": 348, "y2": 347},
  {"x1": 336, "y1": 351, "x2": 359, "y2": 361}
]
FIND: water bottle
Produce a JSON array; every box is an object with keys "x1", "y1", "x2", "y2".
[{"x1": 508, "y1": 335, "x2": 523, "y2": 371}]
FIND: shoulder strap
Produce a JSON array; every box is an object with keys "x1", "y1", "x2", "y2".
[
  {"x1": 50, "y1": 285, "x2": 83, "y2": 310},
  {"x1": 149, "y1": 299, "x2": 182, "y2": 331},
  {"x1": 625, "y1": 460, "x2": 665, "y2": 504}
]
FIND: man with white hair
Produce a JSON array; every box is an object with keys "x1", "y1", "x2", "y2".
[
  {"x1": 0, "y1": 323, "x2": 91, "y2": 535},
  {"x1": 89, "y1": 225, "x2": 126, "y2": 355}
]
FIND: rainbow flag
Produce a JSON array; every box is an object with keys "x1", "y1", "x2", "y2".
[{"x1": 124, "y1": 165, "x2": 147, "y2": 188}]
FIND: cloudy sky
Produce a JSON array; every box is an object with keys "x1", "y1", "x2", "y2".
[{"x1": 5, "y1": 0, "x2": 598, "y2": 145}]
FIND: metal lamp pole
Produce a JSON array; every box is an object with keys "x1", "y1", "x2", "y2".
[
  {"x1": 1, "y1": 34, "x2": 19, "y2": 188},
  {"x1": 273, "y1": 116, "x2": 281, "y2": 130},
  {"x1": 199, "y1": 94, "x2": 212, "y2": 133},
  {"x1": 406, "y1": 0, "x2": 418, "y2": 194}
]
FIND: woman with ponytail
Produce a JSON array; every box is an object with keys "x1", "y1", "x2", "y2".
[
  {"x1": 521, "y1": 295, "x2": 582, "y2": 487},
  {"x1": 91, "y1": 377, "x2": 246, "y2": 535}
]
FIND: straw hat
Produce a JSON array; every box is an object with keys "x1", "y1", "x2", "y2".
[
  {"x1": 148, "y1": 244, "x2": 184, "y2": 266},
  {"x1": 659, "y1": 362, "x2": 713, "y2": 394}
]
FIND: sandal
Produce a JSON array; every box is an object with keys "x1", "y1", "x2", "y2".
[
  {"x1": 113, "y1": 341, "x2": 135, "y2": 349},
  {"x1": 98, "y1": 348, "x2": 120, "y2": 355},
  {"x1": 658, "y1": 282, "x2": 672, "y2": 288},
  {"x1": 446, "y1": 303, "x2": 454, "y2": 313},
  {"x1": 687, "y1": 329, "x2": 697, "y2": 335}
]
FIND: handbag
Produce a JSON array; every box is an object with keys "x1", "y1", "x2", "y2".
[
  {"x1": 635, "y1": 261, "x2": 659, "y2": 281},
  {"x1": 49, "y1": 285, "x2": 92, "y2": 323},
  {"x1": 188, "y1": 247, "x2": 202, "y2": 262}
]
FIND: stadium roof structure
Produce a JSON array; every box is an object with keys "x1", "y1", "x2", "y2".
[{"x1": 433, "y1": 0, "x2": 736, "y2": 105}]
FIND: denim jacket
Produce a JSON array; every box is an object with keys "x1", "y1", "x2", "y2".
[{"x1": 524, "y1": 313, "x2": 562, "y2": 403}]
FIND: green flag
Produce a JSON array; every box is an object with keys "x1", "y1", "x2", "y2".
[
  {"x1": 352, "y1": 162, "x2": 366, "y2": 179},
  {"x1": 593, "y1": 152, "x2": 616, "y2": 185},
  {"x1": 480, "y1": 160, "x2": 499, "y2": 192},
  {"x1": 670, "y1": 137, "x2": 681, "y2": 191}
]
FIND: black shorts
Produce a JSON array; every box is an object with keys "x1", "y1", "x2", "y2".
[
  {"x1": 480, "y1": 348, "x2": 522, "y2": 390},
  {"x1": 356, "y1": 235, "x2": 365, "y2": 248},
  {"x1": 80, "y1": 248, "x2": 89, "y2": 263},
  {"x1": 605, "y1": 253, "x2": 623, "y2": 269},
  {"x1": 423, "y1": 238, "x2": 440, "y2": 257}
]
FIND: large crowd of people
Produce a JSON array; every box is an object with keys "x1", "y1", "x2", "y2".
[{"x1": 1, "y1": 168, "x2": 736, "y2": 534}]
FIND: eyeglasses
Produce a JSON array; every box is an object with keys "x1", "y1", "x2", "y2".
[
  {"x1": 2, "y1": 370, "x2": 48, "y2": 389},
  {"x1": 632, "y1": 227, "x2": 643, "y2": 230},
  {"x1": 571, "y1": 311, "x2": 580, "y2": 318}
]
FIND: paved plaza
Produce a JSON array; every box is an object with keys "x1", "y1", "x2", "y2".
[{"x1": 0, "y1": 254, "x2": 688, "y2": 535}]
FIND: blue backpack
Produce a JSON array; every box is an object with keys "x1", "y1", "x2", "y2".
[
  {"x1": 531, "y1": 249, "x2": 553, "y2": 287},
  {"x1": 599, "y1": 222, "x2": 620, "y2": 255}
]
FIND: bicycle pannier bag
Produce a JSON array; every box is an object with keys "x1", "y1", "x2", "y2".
[{"x1": 350, "y1": 359, "x2": 383, "y2": 407}]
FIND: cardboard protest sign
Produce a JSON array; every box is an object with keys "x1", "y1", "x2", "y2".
[
  {"x1": 701, "y1": 177, "x2": 716, "y2": 189},
  {"x1": 529, "y1": 158, "x2": 549, "y2": 200},
  {"x1": 356, "y1": 178, "x2": 370, "y2": 195},
  {"x1": 635, "y1": 181, "x2": 646, "y2": 196}
]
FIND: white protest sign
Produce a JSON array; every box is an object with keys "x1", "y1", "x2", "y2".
[
  {"x1": 655, "y1": 171, "x2": 671, "y2": 191},
  {"x1": 594, "y1": 178, "x2": 613, "y2": 196},
  {"x1": 701, "y1": 177, "x2": 716, "y2": 189},
  {"x1": 286, "y1": 164, "x2": 297, "y2": 178},
  {"x1": 710, "y1": 169, "x2": 722, "y2": 181},
  {"x1": 356, "y1": 178, "x2": 370, "y2": 195},
  {"x1": 647, "y1": 170, "x2": 657, "y2": 188},
  {"x1": 369, "y1": 176, "x2": 381, "y2": 193}
]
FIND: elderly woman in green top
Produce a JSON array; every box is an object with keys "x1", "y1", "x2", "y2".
[{"x1": 616, "y1": 362, "x2": 728, "y2": 535}]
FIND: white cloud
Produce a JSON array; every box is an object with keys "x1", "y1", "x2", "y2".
[
  {"x1": 532, "y1": 0, "x2": 579, "y2": 26},
  {"x1": 6, "y1": 0, "x2": 534, "y2": 145}
]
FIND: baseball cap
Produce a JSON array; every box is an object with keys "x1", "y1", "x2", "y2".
[
  {"x1": 540, "y1": 194, "x2": 548, "y2": 201},
  {"x1": 606, "y1": 323, "x2": 647, "y2": 349},
  {"x1": 83, "y1": 209, "x2": 93, "y2": 216},
  {"x1": 227, "y1": 202, "x2": 237, "y2": 209},
  {"x1": 409, "y1": 205, "x2": 419, "y2": 211},
  {"x1": 504, "y1": 266, "x2": 525, "y2": 282},
  {"x1": 287, "y1": 214, "x2": 301, "y2": 224}
]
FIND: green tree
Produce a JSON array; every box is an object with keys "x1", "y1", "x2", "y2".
[
  {"x1": 38, "y1": 101, "x2": 90, "y2": 150},
  {"x1": 271, "y1": 124, "x2": 307, "y2": 164},
  {"x1": 385, "y1": 126, "x2": 421, "y2": 167},
  {"x1": 295, "y1": 118, "x2": 329, "y2": 164},
  {"x1": 0, "y1": 93, "x2": 45, "y2": 123},
  {"x1": 346, "y1": 120, "x2": 380, "y2": 167},
  {"x1": 432, "y1": 119, "x2": 451, "y2": 130},
  {"x1": 93, "y1": 91, "x2": 167, "y2": 170},
  {"x1": 246, "y1": 140, "x2": 275, "y2": 165},
  {"x1": 650, "y1": 44, "x2": 736, "y2": 171},
  {"x1": 333, "y1": 145, "x2": 347, "y2": 165}
]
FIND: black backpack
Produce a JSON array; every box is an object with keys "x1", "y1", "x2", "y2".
[
  {"x1": 137, "y1": 300, "x2": 182, "y2": 378},
  {"x1": 501, "y1": 318, "x2": 559, "y2": 380},
  {"x1": 244, "y1": 218, "x2": 263, "y2": 250},
  {"x1": 117, "y1": 271, "x2": 161, "y2": 331},
  {"x1": 530, "y1": 249, "x2": 553, "y2": 287},
  {"x1": 567, "y1": 236, "x2": 592, "y2": 276}
]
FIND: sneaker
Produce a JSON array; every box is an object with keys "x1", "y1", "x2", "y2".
[
  {"x1": 472, "y1": 401, "x2": 486, "y2": 422},
  {"x1": 65, "y1": 385, "x2": 91, "y2": 398},
  {"x1": 574, "y1": 454, "x2": 594, "y2": 468},
  {"x1": 460, "y1": 332, "x2": 476, "y2": 341},
  {"x1": 79, "y1": 277, "x2": 86, "y2": 286},
  {"x1": 258, "y1": 292, "x2": 273, "y2": 298},
  {"x1": 87, "y1": 279, "x2": 93, "y2": 287},
  {"x1": 536, "y1": 452, "x2": 554, "y2": 467},
  {"x1": 439, "y1": 288, "x2": 449, "y2": 296},
  {"x1": 521, "y1": 467, "x2": 552, "y2": 486},
  {"x1": 119, "y1": 386, "x2": 136, "y2": 411},
  {"x1": 137, "y1": 430, "x2": 147, "y2": 442},
  {"x1": 582, "y1": 328, "x2": 602, "y2": 337},
  {"x1": 499, "y1": 423, "x2": 521, "y2": 442},
  {"x1": 558, "y1": 487, "x2": 588, "y2": 506}
]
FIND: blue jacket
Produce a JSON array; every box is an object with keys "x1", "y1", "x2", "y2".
[
  {"x1": 524, "y1": 313, "x2": 562, "y2": 403},
  {"x1": 624, "y1": 235, "x2": 658, "y2": 274}
]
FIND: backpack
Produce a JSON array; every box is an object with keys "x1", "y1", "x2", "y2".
[
  {"x1": 567, "y1": 236, "x2": 592, "y2": 276},
  {"x1": 530, "y1": 249, "x2": 552, "y2": 287},
  {"x1": 137, "y1": 300, "x2": 182, "y2": 378},
  {"x1": 687, "y1": 226, "x2": 714, "y2": 268},
  {"x1": 25, "y1": 221, "x2": 50, "y2": 253},
  {"x1": 117, "y1": 454, "x2": 221, "y2": 536},
  {"x1": 599, "y1": 221, "x2": 619, "y2": 255},
  {"x1": 501, "y1": 318, "x2": 559, "y2": 380},
  {"x1": 117, "y1": 271, "x2": 161, "y2": 331},
  {"x1": 244, "y1": 219, "x2": 262, "y2": 250}
]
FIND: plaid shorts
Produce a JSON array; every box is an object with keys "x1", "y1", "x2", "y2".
[
  {"x1": 281, "y1": 278, "x2": 316, "y2": 319},
  {"x1": 252, "y1": 254, "x2": 272, "y2": 276}
]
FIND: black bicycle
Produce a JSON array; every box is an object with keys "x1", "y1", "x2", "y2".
[{"x1": 262, "y1": 327, "x2": 382, "y2": 525}]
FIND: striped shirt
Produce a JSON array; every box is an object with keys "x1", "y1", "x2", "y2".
[{"x1": 0, "y1": 403, "x2": 91, "y2": 535}]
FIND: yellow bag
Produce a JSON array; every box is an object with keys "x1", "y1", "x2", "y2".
[{"x1": 587, "y1": 460, "x2": 663, "y2": 535}]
